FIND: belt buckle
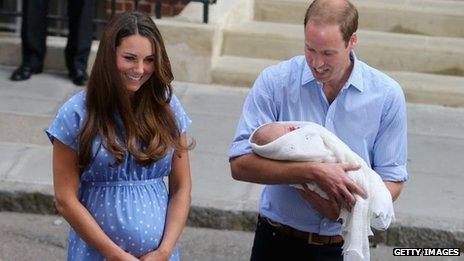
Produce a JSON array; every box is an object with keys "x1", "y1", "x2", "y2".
[{"x1": 308, "y1": 233, "x2": 324, "y2": 245}]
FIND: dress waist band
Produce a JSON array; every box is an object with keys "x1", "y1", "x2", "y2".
[{"x1": 81, "y1": 178, "x2": 163, "y2": 187}]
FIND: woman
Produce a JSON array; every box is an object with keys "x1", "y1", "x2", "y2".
[{"x1": 46, "y1": 11, "x2": 194, "y2": 260}]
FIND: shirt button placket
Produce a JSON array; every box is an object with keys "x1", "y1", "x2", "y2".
[
  {"x1": 325, "y1": 101, "x2": 337, "y2": 130},
  {"x1": 320, "y1": 219, "x2": 329, "y2": 234},
  {"x1": 325, "y1": 115, "x2": 333, "y2": 129}
]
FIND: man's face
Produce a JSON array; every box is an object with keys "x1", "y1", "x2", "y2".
[{"x1": 304, "y1": 23, "x2": 356, "y2": 85}]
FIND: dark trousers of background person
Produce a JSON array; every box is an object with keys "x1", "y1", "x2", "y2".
[
  {"x1": 21, "y1": 0, "x2": 95, "y2": 74},
  {"x1": 250, "y1": 216, "x2": 344, "y2": 261}
]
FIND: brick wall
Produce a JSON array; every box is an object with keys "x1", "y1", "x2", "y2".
[{"x1": 106, "y1": 0, "x2": 190, "y2": 17}]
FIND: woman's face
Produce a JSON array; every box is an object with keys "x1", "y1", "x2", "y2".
[{"x1": 116, "y1": 34, "x2": 155, "y2": 94}]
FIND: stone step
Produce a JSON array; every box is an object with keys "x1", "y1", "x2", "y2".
[
  {"x1": 222, "y1": 21, "x2": 464, "y2": 77},
  {"x1": 254, "y1": 0, "x2": 464, "y2": 38},
  {"x1": 211, "y1": 55, "x2": 464, "y2": 107},
  {"x1": 212, "y1": 56, "x2": 274, "y2": 87}
]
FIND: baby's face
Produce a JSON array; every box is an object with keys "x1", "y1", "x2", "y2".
[
  {"x1": 278, "y1": 124, "x2": 299, "y2": 136},
  {"x1": 253, "y1": 123, "x2": 301, "y2": 145}
]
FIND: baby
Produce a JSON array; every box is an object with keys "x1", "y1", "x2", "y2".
[
  {"x1": 251, "y1": 122, "x2": 299, "y2": 146},
  {"x1": 251, "y1": 122, "x2": 332, "y2": 198},
  {"x1": 250, "y1": 121, "x2": 395, "y2": 261}
]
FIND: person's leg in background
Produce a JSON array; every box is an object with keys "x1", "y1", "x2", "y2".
[
  {"x1": 65, "y1": 0, "x2": 95, "y2": 86},
  {"x1": 11, "y1": 0, "x2": 49, "y2": 81}
]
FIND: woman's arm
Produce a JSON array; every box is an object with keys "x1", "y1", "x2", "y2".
[
  {"x1": 53, "y1": 140, "x2": 137, "y2": 261},
  {"x1": 140, "y1": 133, "x2": 192, "y2": 260}
]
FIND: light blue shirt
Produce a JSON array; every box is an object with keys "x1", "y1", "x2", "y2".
[{"x1": 229, "y1": 54, "x2": 408, "y2": 235}]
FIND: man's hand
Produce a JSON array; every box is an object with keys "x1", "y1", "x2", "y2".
[
  {"x1": 384, "y1": 181, "x2": 404, "y2": 201},
  {"x1": 313, "y1": 162, "x2": 367, "y2": 211},
  {"x1": 297, "y1": 184, "x2": 340, "y2": 222}
]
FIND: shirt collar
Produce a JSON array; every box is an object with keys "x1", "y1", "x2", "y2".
[
  {"x1": 301, "y1": 59, "x2": 314, "y2": 86},
  {"x1": 301, "y1": 52, "x2": 364, "y2": 92}
]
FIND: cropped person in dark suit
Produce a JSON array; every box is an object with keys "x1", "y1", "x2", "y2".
[{"x1": 10, "y1": 0, "x2": 95, "y2": 86}]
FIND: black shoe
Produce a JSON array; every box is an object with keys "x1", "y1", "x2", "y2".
[
  {"x1": 69, "y1": 69, "x2": 89, "y2": 86},
  {"x1": 10, "y1": 65, "x2": 42, "y2": 81}
]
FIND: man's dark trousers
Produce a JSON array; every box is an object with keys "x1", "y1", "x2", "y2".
[
  {"x1": 250, "y1": 216, "x2": 343, "y2": 261},
  {"x1": 20, "y1": 0, "x2": 95, "y2": 73}
]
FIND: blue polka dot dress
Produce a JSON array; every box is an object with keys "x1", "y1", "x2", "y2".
[{"x1": 46, "y1": 91, "x2": 191, "y2": 260}]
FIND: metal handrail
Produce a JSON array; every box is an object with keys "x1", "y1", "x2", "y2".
[
  {"x1": 0, "y1": 0, "x2": 119, "y2": 20},
  {"x1": 0, "y1": 0, "x2": 212, "y2": 37},
  {"x1": 0, "y1": 0, "x2": 117, "y2": 37}
]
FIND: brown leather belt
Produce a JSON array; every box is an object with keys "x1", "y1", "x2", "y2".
[{"x1": 260, "y1": 216, "x2": 343, "y2": 245}]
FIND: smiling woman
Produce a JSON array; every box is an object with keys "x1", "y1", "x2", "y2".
[
  {"x1": 46, "y1": 11, "x2": 194, "y2": 261},
  {"x1": 116, "y1": 35, "x2": 156, "y2": 93}
]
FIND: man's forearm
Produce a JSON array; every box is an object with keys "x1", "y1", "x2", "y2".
[
  {"x1": 384, "y1": 181, "x2": 404, "y2": 201},
  {"x1": 230, "y1": 153, "x2": 321, "y2": 185},
  {"x1": 231, "y1": 153, "x2": 366, "y2": 209}
]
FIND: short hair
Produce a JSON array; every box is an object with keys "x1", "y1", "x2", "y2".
[{"x1": 304, "y1": 0, "x2": 358, "y2": 45}]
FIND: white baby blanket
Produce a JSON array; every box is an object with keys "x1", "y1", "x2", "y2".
[{"x1": 250, "y1": 121, "x2": 395, "y2": 261}]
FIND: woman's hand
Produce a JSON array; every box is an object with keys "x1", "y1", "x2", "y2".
[
  {"x1": 139, "y1": 248, "x2": 172, "y2": 261},
  {"x1": 107, "y1": 251, "x2": 139, "y2": 261},
  {"x1": 297, "y1": 183, "x2": 341, "y2": 222}
]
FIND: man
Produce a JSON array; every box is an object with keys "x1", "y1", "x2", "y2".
[
  {"x1": 10, "y1": 0, "x2": 95, "y2": 86},
  {"x1": 229, "y1": 0, "x2": 407, "y2": 260}
]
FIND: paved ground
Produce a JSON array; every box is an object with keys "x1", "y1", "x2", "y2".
[
  {"x1": 0, "y1": 65, "x2": 463, "y2": 251},
  {"x1": 1, "y1": 212, "x2": 462, "y2": 261}
]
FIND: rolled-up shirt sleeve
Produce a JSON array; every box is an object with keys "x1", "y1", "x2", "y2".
[
  {"x1": 229, "y1": 69, "x2": 278, "y2": 159},
  {"x1": 372, "y1": 84, "x2": 408, "y2": 182}
]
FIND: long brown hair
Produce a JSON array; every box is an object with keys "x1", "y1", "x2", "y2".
[{"x1": 78, "y1": 11, "x2": 193, "y2": 169}]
